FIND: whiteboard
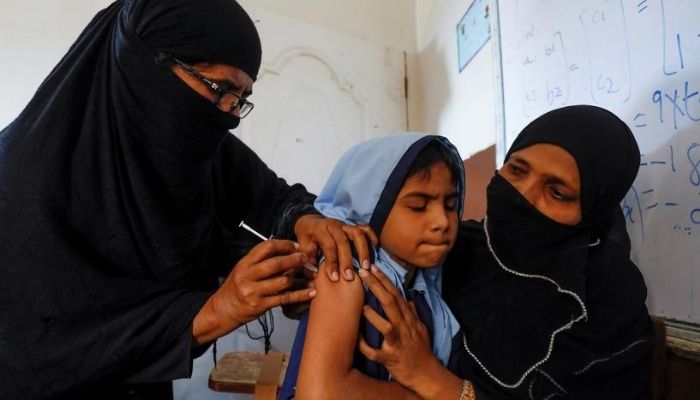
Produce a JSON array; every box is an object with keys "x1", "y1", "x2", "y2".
[{"x1": 493, "y1": 0, "x2": 700, "y2": 325}]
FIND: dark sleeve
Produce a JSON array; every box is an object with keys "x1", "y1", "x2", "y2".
[
  {"x1": 123, "y1": 136, "x2": 308, "y2": 385},
  {"x1": 115, "y1": 291, "x2": 213, "y2": 385},
  {"x1": 124, "y1": 323, "x2": 198, "y2": 384},
  {"x1": 0, "y1": 287, "x2": 212, "y2": 399},
  {"x1": 211, "y1": 134, "x2": 318, "y2": 242}
]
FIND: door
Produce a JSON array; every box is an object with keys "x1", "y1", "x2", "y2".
[{"x1": 236, "y1": 8, "x2": 408, "y2": 194}]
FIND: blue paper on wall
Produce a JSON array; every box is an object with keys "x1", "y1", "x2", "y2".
[{"x1": 457, "y1": 0, "x2": 491, "y2": 72}]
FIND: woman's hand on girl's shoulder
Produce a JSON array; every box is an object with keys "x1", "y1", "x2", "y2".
[
  {"x1": 357, "y1": 266, "x2": 466, "y2": 400},
  {"x1": 294, "y1": 214, "x2": 377, "y2": 282},
  {"x1": 356, "y1": 266, "x2": 434, "y2": 387}
]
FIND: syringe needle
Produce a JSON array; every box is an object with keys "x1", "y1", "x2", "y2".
[
  {"x1": 238, "y1": 220, "x2": 319, "y2": 273},
  {"x1": 239, "y1": 220, "x2": 269, "y2": 241}
]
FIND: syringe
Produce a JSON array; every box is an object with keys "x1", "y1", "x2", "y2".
[{"x1": 238, "y1": 220, "x2": 319, "y2": 273}]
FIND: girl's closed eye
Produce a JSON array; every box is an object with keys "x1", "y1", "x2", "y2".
[
  {"x1": 444, "y1": 197, "x2": 458, "y2": 211},
  {"x1": 407, "y1": 202, "x2": 428, "y2": 212}
]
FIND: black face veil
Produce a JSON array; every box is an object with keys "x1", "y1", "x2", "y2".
[{"x1": 0, "y1": 0, "x2": 275, "y2": 398}]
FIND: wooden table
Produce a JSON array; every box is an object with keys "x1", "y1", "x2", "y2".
[{"x1": 209, "y1": 351, "x2": 288, "y2": 400}]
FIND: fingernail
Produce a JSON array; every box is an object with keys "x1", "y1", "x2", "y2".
[
  {"x1": 362, "y1": 260, "x2": 370, "y2": 270},
  {"x1": 371, "y1": 265, "x2": 379, "y2": 273},
  {"x1": 331, "y1": 271, "x2": 339, "y2": 281},
  {"x1": 293, "y1": 242, "x2": 300, "y2": 249},
  {"x1": 344, "y1": 269, "x2": 354, "y2": 280},
  {"x1": 309, "y1": 290, "x2": 317, "y2": 298},
  {"x1": 358, "y1": 268, "x2": 369, "y2": 277}
]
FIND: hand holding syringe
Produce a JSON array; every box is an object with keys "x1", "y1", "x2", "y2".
[{"x1": 239, "y1": 220, "x2": 319, "y2": 273}]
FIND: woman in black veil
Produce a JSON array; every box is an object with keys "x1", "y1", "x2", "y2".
[
  {"x1": 0, "y1": 1, "x2": 372, "y2": 399},
  {"x1": 358, "y1": 105, "x2": 653, "y2": 400}
]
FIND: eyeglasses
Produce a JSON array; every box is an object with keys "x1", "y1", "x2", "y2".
[{"x1": 173, "y1": 59, "x2": 254, "y2": 118}]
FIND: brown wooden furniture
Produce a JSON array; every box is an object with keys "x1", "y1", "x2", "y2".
[
  {"x1": 664, "y1": 347, "x2": 700, "y2": 400},
  {"x1": 651, "y1": 316, "x2": 667, "y2": 400},
  {"x1": 651, "y1": 315, "x2": 700, "y2": 400},
  {"x1": 209, "y1": 351, "x2": 288, "y2": 400}
]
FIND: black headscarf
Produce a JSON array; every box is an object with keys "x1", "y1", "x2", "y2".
[
  {"x1": 506, "y1": 105, "x2": 641, "y2": 225},
  {"x1": 444, "y1": 105, "x2": 652, "y2": 399},
  {"x1": 0, "y1": 1, "x2": 314, "y2": 398}
]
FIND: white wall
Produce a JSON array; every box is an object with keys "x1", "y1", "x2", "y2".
[
  {"x1": 0, "y1": 0, "x2": 417, "y2": 129},
  {"x1": 410, "y1": 0, "x2": 498, "y2": 159},
  {"x1": 238, "y1": 0, "x2": 416, "y2": 52},
  {"x1": 0, "y1": 0, "x2": 114, "y2": 127},
  {"x1": 242, "y1": 0, "x2": 501, "y2": 160},
  {"x1": 1, "y1": 0, "x2": 500, "y2": 160}
]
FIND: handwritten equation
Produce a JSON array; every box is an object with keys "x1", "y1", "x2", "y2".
[
  {"x1": 623, "y1": 142, "x2": 700, "y2": 239},
  {"x1": 515, "y1": 0, "x2": 699, "y2": 118}
]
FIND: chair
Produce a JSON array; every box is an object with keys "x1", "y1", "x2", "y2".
[
  {"x1": 650, "y1": 315, "x2": 666, "y2": 400},
  {"x1": 209, "y1": 351, "x2": 288, "y2": 400}
]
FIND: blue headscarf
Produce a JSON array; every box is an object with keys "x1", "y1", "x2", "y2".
[{"x1": 315, "y1": 132, "x2": 463, "y2": 365}]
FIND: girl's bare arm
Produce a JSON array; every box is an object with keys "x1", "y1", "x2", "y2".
[{"x1": 295, "y1": 267, "x2": 421, "y2": 400}]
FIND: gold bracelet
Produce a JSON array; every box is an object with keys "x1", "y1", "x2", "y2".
[{"x1": 459, "y1": 380, "x2": 476, "y2": 400}]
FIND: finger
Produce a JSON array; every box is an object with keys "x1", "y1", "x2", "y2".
[
  {"x1": 250, "y1": 252, "x2": 308, "y2": 280},
  {"x1": 362, "y1": 305, "x2": 395, "y2": 340},
  {"x1": 370, "y1": 265, "x2": 412, "y2": 316},
  {"x1": 294, "y1": 214, "x2": 323, "y2": 268},
  {"x1": 298, "y1": 240, "x2": 319, "y2": 267},
  {"x1": 310, "y1": 225, "x2": 340, "y2": 282},
  {"x1": 358, "y1": 268, "x2": 405, "y2": 324},
  {"x1": 243, "y1": 239, "x2": 299, "y2": 265},
  {"x1": 265, "y1": 288, "x2": 317, "y2": 308},
  {"x1": 367, "y1": 267, "x2": 418, "y2": 331},
  {"x1": 358, "y1": 336, "x2": 382, "y2": 363},
  {"x1": 343, "y1": 225, "x2": 375, "y2": 270},
  {"x1": 325, "y1": 223, "x2": 354, "y2": 281},
  {"x1": 255, "y1": 273, "x2": 295, "y2": 296},
  {"x1": 362, "y1": 225, "x2": 379, "y2": 246}
]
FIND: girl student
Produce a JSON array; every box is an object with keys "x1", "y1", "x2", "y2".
[{"x1": 279, "y1": 133, "x2": 466, "y2": 399}]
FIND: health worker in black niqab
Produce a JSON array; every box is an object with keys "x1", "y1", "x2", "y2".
[
  {"x1": 356, "y1": 105, "x2": 653, "y2": 400},
  {"x1": 0, "y1": 1, "x2": 371, "y2": 399}
]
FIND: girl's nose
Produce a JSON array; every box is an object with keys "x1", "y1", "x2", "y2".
[{"x1": 430, "y1": 206, "x2": 450, "y2": 232}]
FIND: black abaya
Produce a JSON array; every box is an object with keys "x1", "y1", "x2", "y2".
[
  {"x1": 0, "y1": 1, "x2": 315, "y2": 398},
  {"x1": 444, "y1": 106, "x2": 653, "y2": 399}
]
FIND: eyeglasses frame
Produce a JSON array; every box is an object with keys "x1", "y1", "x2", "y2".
[{"x1": 173, "y1": 58, "x2": 254, "y2": 118}]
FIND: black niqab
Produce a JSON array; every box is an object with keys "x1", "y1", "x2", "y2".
[
  {"x1": 0, "y1": 1, "x2": 313, "y2": 398},
  {"x1": 444, "y1": 105, "x2": 652, "y2": 399}
]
